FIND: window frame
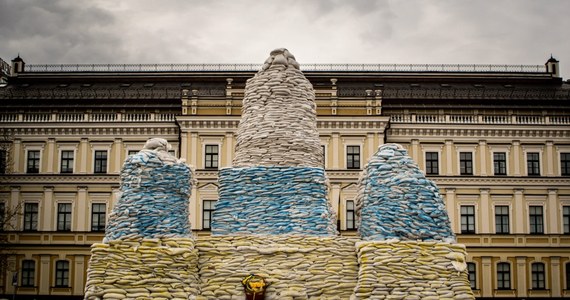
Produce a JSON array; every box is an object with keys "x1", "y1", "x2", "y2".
[
  {"x1": 0, "y1": 202, "x2": 5, "y2": 231},
  {"x1": 467, "y1": 262, "x2": 477, "y2": 290},
  {"x1": 91, "y1": 203, "x2": 106, "y2": 232},
  {"x1": 563, "y1": 206, "x2": 570, "y2": 235},
  {"x1": 55, "y1": 260, "x2": 70, "y2": 288},
  {"x1": 459, "y1": 151, "x2": 473, "y2": 175},
  {"x1": 425, "y1": 151, "x2": 439, "y2": 175},
  {"x1": 204, "y1": 144, "x2": 219, "y2": 169},
  {"x1": 531, "y1": 262, "x2": 546, "y2": 290},
  {"x1": 495, "y1": 205, "x2": 510, "y2": 234},
  {"x1": 59, "y1": 150, "x2": 74, "y2": 174},
  {"x1": 526, "y1": 152, "x2": 541, "y2": 176},
  {"x1": 493, "y1": 152, "x2": 507, "y2": 176},
  {"x1": 26, "y1": 149, "x2": 40, "y2": 174},
  {"x1": 0, "y1": 149, "x2": 6, "y2": 174},
  {"x1": 21, "y1": 259, "x2": 35, "y2": 287},
  {"x1": 23, "y1": 202, "x2": 39, "y2": 231},
  {"x1": 561, "y1": 152, "x2": 570, "y2": 176},
  {"x1": 346, "y1": 200, "x2": 356, "y2": 230},
  {"x1": 93, "y1": 150, "x2": 108, "y2": 174},
  {"x1": 460, "y1": 205, "x2": 476, "y2": 234},
  {"x1": 346, "y1": 145, "x2": 361, "y2": 170},
  {"x1": 202, "y1": 200, "x2": 216, "y2": 230},
  {"x1": 529, "y1": 205, "x2": 544, "y2": 234},
  {"x1": 57, "y1": 203, "x2": 72, "y2": 232},
  {"x1": 496, "y1": 262, "x2": 511, "y2": 290}
]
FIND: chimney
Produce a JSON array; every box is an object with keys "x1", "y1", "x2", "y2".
[
  {"x1": 545, "y1": 55, "x2": 559, "y2": 77},
  {"x1": 11, "y1": 55, "x2": 25, "y2": 75}
]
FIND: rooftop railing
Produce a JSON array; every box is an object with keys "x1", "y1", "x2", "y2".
[{"x1": 23, "y1": 63, "x2": 547, "y2": 73}]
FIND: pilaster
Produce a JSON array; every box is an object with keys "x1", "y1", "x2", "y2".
[
  {"x1": 13, "y1": 138, "x2": 21, "y2": 173},
  {"x1": 516, "y1": 256, "x2": 527, "y2": 297},
  {"x1": 112, "y1": 138, "x2": 123, "y2": 174},
  {"x1": 79, "y1": 138, "x2": 88, "y2": 174},
  {"x1": 480, "y1": 188, "x2": 490, "y2": 233},
  {"x1": 39, "y1": 255, "x2": 51, "y2": 294},
  {"x1": 225, "y1": 132, "x2": 234, "y2": 167},
  {"x1": 445, "y1": 140, "x2": 453, "y2": 176},
  {"x1": 514, "y1": 188, "x2": 525, "y2": 233},
  {"x1": 73, "y1": 255, "x2": 86, "y2": 295},
  {"x1": 46, "y1": 138, "x2": 55, "y2": 173},
  {"x1": 545, "y1": 141, "x2": 554, "y2": 176},
  {"x1": 42, "y1": 186, "x2": 54, "y2": 231},
  {"x1": 190, "y1": 133, "x2": 198, "y2": 168},
  {"x1": 330, "y1": 184, "x2": 341, "y2": 227},
  {"x1": 76, "y1": 186, "x2": 88, "y2": 231},
  {"x1": 512, "y1": 140, "x2": 521, "y2": 176},
  {"x1": 547, "y1": 189, "x2": 558, "y2": 234},
  {"x1": 9, "y1": 186, "x2": 20, "y2": 229},
  {"x1": 479, "y1": 140, "x2": 487, "y2": 176},
  {"x1": 445, "y1": 188, "x2": 456, "y2": 232},
  {"x1": 550, "y1": 256, "x2": 561, "y2": 297},
  {"x1": 332, "y1": 133, "x2": 340, "y2": 169},
  {"x1": 481, "y1": 256, "x2": 493, "y2": 297}
]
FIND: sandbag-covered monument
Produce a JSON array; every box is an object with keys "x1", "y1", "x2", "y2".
[{"x1": 84, "y1": 48, "x2": 475, "y2": 300}]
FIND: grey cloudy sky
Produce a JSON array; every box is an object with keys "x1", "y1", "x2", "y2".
[{"x1": 1, "y1": 0, "x2": 569, "y2": 78}]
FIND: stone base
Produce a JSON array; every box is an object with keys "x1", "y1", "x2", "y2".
[
  {"x1": 84, "y1": 238, "x2": 199, "y2": 300},
  {"x1": 354, "y1": 240, "x2": 475, "y2": 299}
]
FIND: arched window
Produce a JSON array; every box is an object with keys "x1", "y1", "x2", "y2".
[
  {"x1": 531, "y1": 262, "x2": 546, "y2": 290},
  {"x1": 497, "y1": 262, "x2": 511, "y2": 290}
]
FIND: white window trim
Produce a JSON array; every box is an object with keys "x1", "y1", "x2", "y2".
[
  {"x1": 522, "y1": 145, "x2": 544, "y2": 176},
  {"x1": 489, "y1": 145, "x2": 511, "y2": 176},
  {"x1": 198, "y1": 184, "x2": 219, "y2": 230},
  {"x1": 526, "y1": 200, "x2": 546, "y2": 234},
  {"x1": 90, "y1": 142, "x2": 112, "y2": 174},
  {"x1": 457, "y1": 198, "x2": 478, "y2": 234},
  {"x1": 491, "y1": 202, "x2": 512, "y2": 234},
  {"x1": 555, "y1": 146, "x2": 570, "y2": 176},
  {"x1": 455, "y1": 145, "x2": 477, "y2": 176},
  {"x1": 200, "y1": 137, "x2": 223, "y2": 169},
  {"x1": 22, "y1": 200, "x2": 41, "y2": 231},
  {"x1": 528, "y1": 259, "x2": 548, "y2": 290},
  {"x1": 421, "y1": 144, "x2": 443, "y2": 175},
  {"x1": 57, "y1": 144, "x2": 78, "y2": 174},
  {"x1": 55, "y1": 201, "x2": 74, "y2": 232},
  {"x1": 342, "y1": 137, "x2": 365, "y2": 170},
  {"x1": 24, "y1": 144, "x2": 44, "y2": 174}
]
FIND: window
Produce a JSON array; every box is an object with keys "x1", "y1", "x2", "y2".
[
  {"x1": 529, "y1": 206, "x2": 544, "y2": 234},
  {"x1": 561, "y1": 153, "x2": 570, "y2": 176},
  {"x1": 55, "y1": 260, "x2": 69, "y2": 287},
  {"x1": 202, "y1": 200, "x2": 216, "y2": 230},
  {"x1": 346, "y1": 146, "x2": 360, "y2": 169},
  {"x1": 467, "y1": 262, "x2": 476, "y2": 289},
  {"x1": 566, "y1": 262, "x2": 570, "y2": 290},
  {"x1": 459, "y1": 152, "x2": 473, "y2": 175},
  {"x1": 91, "y1": 203, "x2": 106, "y2": 232},
  {"x1": 21, "y1": 260, "x2": 35, "y2": 287},
  {"x1": 27, "y1": 150, "x2": 40, "y2": 173},
  {"x1": 128, "y1": 150, "x2": 138, "y2": 156},
  {"x1": 497, "y1": 262, "x2": 511, "y2": 290},
  {"x1": 460, "y1": 205, "x2": 476, "y2": 234},
  {"x1": 495, "y1": 206, "x2": 510, "y2": 234},
  {"x1": 0, "y1": 149, "x2": 6, "y2": 174},
  {"x1": 527, "y1": 152, "x2": 540, "y2": 176},
  {"x1": 57, "y1": 203, "x2": 72, "y2": 231},
  {"x1": 346, "y1": 200, "x2": 356, "y2": 230},
  {"x1": 425, "y1": 152, "x2": 439, "y2": 175},
  {"x1": 531, "y1": 262, "x2": 546, "y2": 290},
  {"x1": 493, "y1": 152, "x2": 507, "y2": 175},
  {"x1": 60, "y1": 150, "x2": 74, "y2": 173},
  {"x1": 94, "y1": 150, "x2": 107, "y2": 173},
  {"x1": 562, "y1": 206, "x2": 570, "y2": 234},
  {"x1": 23, "y1": 203, "x2": 38, "y2": 231},
  {"x1": 204, "y1": 145, "x2": 219, "y2": 169},
  {"x1": 0, "y1": 202, "x2": 4, "y2": 231}
]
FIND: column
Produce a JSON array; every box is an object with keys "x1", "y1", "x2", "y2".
[
  {"x1": 480, "y1": 188, "x2": 490, "y2": 234},
  {"x1": 111, "y1": 186, "x2": 121, "y2": 210},
  {"x1": 550, "y1": 256, "x2": 561, "y2": 297},
  {"x1": 481, "y1": 256, "x2": 493, "y2": 297},
  {"x1": 180, "y1": 131, "x2": 188, "y2": 163},
  {"x1": 479, "y1": 140, "x2": 488, "y2": 176},
  {"x1": 330, "y1": 184, "x2": 341, "y2": 228},
  {"x1": 411, "y1": 139, "x2": 420, "y2": 164},
  {"x1": 190, "y1": 133, "x2": 198, "y2": 168},
  {"x1": 332, "y1": 133, "x2": 340, "y2": 169},
  {"x1": 73, "y1": 255, "x2": 86, "y2": 295},
  {"x1": 367, "y1": 133, "x2": 374, "y2": 161},
  {"x1": 225, "y1": 132, "x2": 234, "y2": 167},
  {"x1": 547, "y1": 189, "x2": 558, "y2": 234},
  {"x1": 513, "y1": 189, "x2": 525, "y2": 234},
  {"x1": 9, "y1": 186, "x2": 20, "y2": 229},
  {"x1": 512, "y1": 140, "x2": 521, "y2": 176},
  {"x1": 79, "y1": 138, "x2": 88, "y2": 174},
  {"x1": 46, "y1": 138, "x2": 55, "y2": 173},
  {"x1": 516, "y1": 256, "x2": 528, "y2": 297},
  {"x1": 445, "y1": 188, "x2": 457, "y2": 233},
  {"x1": 39, "y1": 255, "x2": 51, "y2": 295},
  {"x1": 76, "y1": 187, "x2": 88, "y2": 231},
  {"x1": 545, "y1": 141, "x2": 554, "y2": 176},
  {"x1": 112, "y1": 138, "x2": 123, "y2": 174},
  {"x1": 42, "y1": 186, "x2": 54, "y2": 231},
  {"x1": 12, "y1": 138, "x2": 21, "y2": 173},
  {"x1": 190, "y1": 184, "x2": 198, "y2": 229},
  {"x1": 445, "y1": 140, "x2": 453, "y2": 176}
]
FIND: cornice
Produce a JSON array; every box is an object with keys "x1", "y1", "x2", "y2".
[
  {"x1": 7, "y1": 126, "x2": 179, "y2": 137},
  {"x1": 388, "y1": 127, "x2": 569, "y2": 141},
  {"x1": 0, "y1": 174, "x2": 119, "y2": 184}
]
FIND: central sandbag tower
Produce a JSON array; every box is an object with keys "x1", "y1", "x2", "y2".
[{"x1": 212, "y1": 48, "x2": 337, "y2": 236}]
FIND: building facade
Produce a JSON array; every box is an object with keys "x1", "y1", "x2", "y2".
[{"x1": 0, "y1": 56, "x2": 569, "y2": 299}]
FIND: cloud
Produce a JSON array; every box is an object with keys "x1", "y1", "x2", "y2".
[{"x1": 1, "y1": 0, "x2": 569, "y2": 77}]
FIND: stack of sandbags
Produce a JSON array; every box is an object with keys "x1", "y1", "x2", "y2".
[
  {"x1": 232, "y1": 48, "x2": 323, "y2": 168},
  {"x1": 353, "y1": 240, "x2": 473, "y2": 300},
  {"x1": 197, "y1": 235, "x2": 359, "y2": 300},
  {"x1": 105, "y1": 145, "x2": 193, "y2": 241},
  {"x1": 356, "y1": 143, "x2": 455, "y2": 242},
  {"x1": 85, "y1": 238, "x2": 199, "y2": 300},
  {"x1": 213, "y1": 166, "x2": 337, "y2": 236},
  {"x1": 213, "y1": 49, "x2": 336, "y2": 236}
]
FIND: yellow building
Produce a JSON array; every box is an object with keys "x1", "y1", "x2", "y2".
[{"x1": 0, "y1": 56, "x2": 569, "y2": 299}]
